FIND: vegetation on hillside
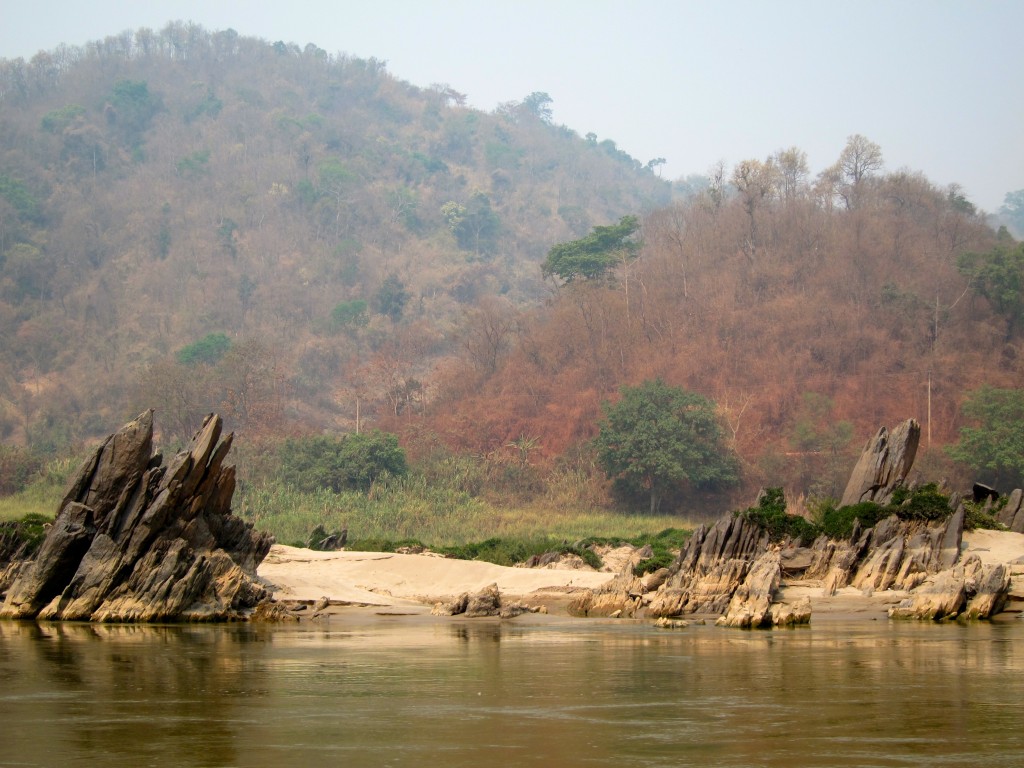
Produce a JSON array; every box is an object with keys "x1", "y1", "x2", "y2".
[{"x1": 0, "y1": 24, "x2": 1022, "y2": 527}]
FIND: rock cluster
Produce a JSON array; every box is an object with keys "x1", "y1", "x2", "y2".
[
  {"x1": 576, "y1": 418, "x2": 1016, "y2": 627},
  {"x1": 430, "y1": 583, "x2": 545, "y2": 618},
  {"x1": 0, "y1": 411, "x2": 273, "y2": 622}
]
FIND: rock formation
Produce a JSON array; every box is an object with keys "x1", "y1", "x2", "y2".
[
  {"x1": 0, "y1": 411, "x2": 273, "y2": 622},
  {"x1": 577, "y1": 419, "x2": 1016, "y2": 627},
  {"x1": 840, "y1": 418, "x2": 920, "y2": 506}
]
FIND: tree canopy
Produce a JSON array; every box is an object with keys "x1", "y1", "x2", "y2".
[
  {"x1": 278, "y1": 431, "x2": 407, "y2": 493},
  {"x1": 593, "y1": 379, "x2": 738, "y2": 513},
  {"x1": 958, "y1": 239, "x2": 1024, "y2": 338},
  {"x1": 542, "y1": 215, "x2": 640, "y2": 283},
  {"x1": 946, "y1": 386, "x2": 1024, "y2": 490}
]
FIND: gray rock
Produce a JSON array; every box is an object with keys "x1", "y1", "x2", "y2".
[
  {"x1": 0, "y1": 412, "x2": 273, "y2": 622},
  {"x1": 840, "y1": 419, "x2": 920, "y2": 507}
]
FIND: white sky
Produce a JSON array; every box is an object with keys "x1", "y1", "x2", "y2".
[{"x1": 2, "y1": 0, "x2": 1021, "y2": 211}]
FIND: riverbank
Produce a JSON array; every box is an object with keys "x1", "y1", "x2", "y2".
[{"x1": 256, "y1": 529, "x2": 1024, "y2": 622}]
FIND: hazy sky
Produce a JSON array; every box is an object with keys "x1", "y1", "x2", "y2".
[{"x1": 2, "y1": 1, "x2": 1021, "y2": 211}]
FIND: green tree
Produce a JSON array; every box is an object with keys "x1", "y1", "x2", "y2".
[
  {"x1": 946, "y1": 386, "x2": 1024, "y2": 489},
  {"x1": 593, "y1": 379, "x2": 738, "y2": 513},
  {"x1": 278, "y1": 431, "x2": 407, "y2": 492},
  {"x1": 331, "y1": 298, "x2": 368, "y2": 330},
  {"x1": 108, "y1": 79, "x2": 161, "y2": 146},
  {"x1": 374, "y1": 275, "x2": 409, "y2": 322},
  {"x1": 542, "y1": 215, "x2": 640, "y2": 283},
  {"x1": 957, "y1": 240, "x2": 1024, "y2": 338},
  {"x1": 177, "y1": 332, "x2": 232, "y2": 366},
  {"x1": 444, "y1": 192, "x2": 500, "y2": 256}
]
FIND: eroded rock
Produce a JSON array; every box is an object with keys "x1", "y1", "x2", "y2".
[{"x1": 0, "y1": 412, "x2": 273, "y2": 622}]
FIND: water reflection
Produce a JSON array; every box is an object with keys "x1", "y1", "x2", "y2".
[{"x1": 1, "y1": 619, "x2": 1023, "y2": 766}]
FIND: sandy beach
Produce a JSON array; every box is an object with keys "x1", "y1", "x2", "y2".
[{"x1": 258, "y1": 529, "x2": 1024, "y2": 621}]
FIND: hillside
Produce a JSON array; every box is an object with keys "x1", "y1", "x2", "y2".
[
  {"x1": 1, "y1": 23, "x2": 1021, "y2": 513},
  {"x1": 0, "y1": 23, "x2": 669, "y2": 447}
]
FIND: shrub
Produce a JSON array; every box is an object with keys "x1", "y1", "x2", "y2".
[
  {"x1": 176, "y1": 332, "x2": 232, "y2": 366},
  {"x1": 278, "y1": 431, "x2": 407, "y2": 493},
  {"x1": 738, "y1": 488, "x2": 818, "y2": 543},
  {"x1": 818, "y1": 501, "x2": 887, "y2": 539}
]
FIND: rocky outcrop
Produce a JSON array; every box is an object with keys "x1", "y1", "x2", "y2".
[
  {"x1": 840, "y1": 418, "x2": 920, "y2": 506},
  {"x1": 715, "y1": 550, "x2": 782, "y2": 628},
  {"x1": 995, "y1": 489, "x2": 1024, "y2": 533},
  {"x1": 889, "y1": 555, "x2": 1010, "y2": 620},
  {"x1": 0, "y1": 412, "x2": 273, "y2": 622},
  {"x1": 647, "y1": 514, "x2": 770, "y2": 618},
  {"x1": 431, "y1": 583, "x2": 542, "y2": 618}
]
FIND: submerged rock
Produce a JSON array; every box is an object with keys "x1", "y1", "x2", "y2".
[{"x1": 0, "y1": 412, "x2": 273, "y2": 622}]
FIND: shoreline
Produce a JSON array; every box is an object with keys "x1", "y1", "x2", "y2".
[{"x1": 256, "y1": 529, "x2": 1024, "y2": 624}]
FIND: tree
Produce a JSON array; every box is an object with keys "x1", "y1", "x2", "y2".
[
  {"x1": 999, "y1": 189, "x2": 1024, "y2": 237},
  {"x1": 593, "y1": 379, "x2": 738, "y2": 513},
  {"x1": 374, "y1": 275, "x2": 409, "y2": 322},
  {"x1": 957, "y1": 240, "x2": 1024, "y2": 338},
  {"x1": 278, "y1": 431, "x2": 407, "y2": 492},
  {"x1": 542, "y1": 215, "x2": 640, "y2": 283},
  {"x1": 946, "y1": 387, "x2": 1024, "y2": 489},
  {"x1": 443, "y1": 192, "x2": 500, "y2": 256},
  {"x1": 176, "y1": 333, "x2": 232, "y2": 366}
]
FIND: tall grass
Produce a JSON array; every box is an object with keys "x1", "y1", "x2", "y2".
[
  {"x1": 235, "y1": 472, "x2": 693, "y2": 548},
  {"x1": 0, "y1": 456, "x2": 77, "y2": 522}
]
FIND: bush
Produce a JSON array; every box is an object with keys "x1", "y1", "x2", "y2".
[
  {"x1": 0, "y1": 446, "x2": 42, "y2": 496},
  {"x1": 278, "y1": 431, "x2": 407, "y2": 493},
  {"x1": 176, "y1": 332, "x2": 232, "y2": 366},
  {"x1": 738, "y1": 488, "x2": 818, "y2": 543},
  {"x1": 818, "y1": 501, "x2": 887, "y2": 539}
]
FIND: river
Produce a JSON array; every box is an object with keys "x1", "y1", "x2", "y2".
[{"x1": 2, "y1": 617, "x2": 1022, "y2": 767}]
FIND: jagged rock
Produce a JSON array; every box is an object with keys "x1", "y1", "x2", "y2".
[
  {"x1": 889, "y1": 556, "x2": 983, "y2": 620},
  {"x1": 840, "y1": 419, "x2": 920, "y2": 506},
  {"x1": 715, "y1": 550, "x2": 781, "y2": 628},
  {"x1": 250, "y1": 600, "x2": 300, "y2": 623},
  {"x1": 995, "y1": 493, "x2": 1019, "y2": 528},
  {"x1": 962, "y1": 564, "x2": 1012, "y2": 620},
  {"x1": 464, "y1": 583, "x2": 502, "y2": 617},
  {"x1": 431, "y1": 593, "x2": 469, "y2": 616},
  {"x1": 653, "y1": 617, "x2": 689, "y2": 629},
  {"x1": 0, "y1": 412, "x2": 273, "y2": 622},
  {"x1": 771, "y1": 596, "x2": 812, "y2": 626},
  {"x1": 641, "y1": 567, "x2": 670, "y2": 592},
  {"x1": 648, "y1": 514, "x2": 770, "y2": 618}
]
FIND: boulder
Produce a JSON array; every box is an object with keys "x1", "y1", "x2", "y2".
[
  {"x1": 840, "y1": 419, "x2": 920, "y2": 506},
  {"x1": 0, "y1": 412, "x2": 273, "y2": 622},
  {"x1": 995, "y1": 493, "x2": 1019, "y2": 528},
  {"x1": 716, "y1": 550, "x2": 781, "y2": 628},
  {"x1": 771, "y1": 596, "x2": 812, "y2": 627}
]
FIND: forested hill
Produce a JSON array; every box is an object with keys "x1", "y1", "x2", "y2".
[
  {"x1": 0, "y1": 23, "x2": 668, "y2": 447},
  {"x1": 1, "y1": 24, "x2": 1021, "y2": 507}
]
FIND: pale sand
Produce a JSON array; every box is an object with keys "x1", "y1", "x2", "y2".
[
  {"x1": 258, "y1": 545, "x2": 615, "y2": 609},
  {"x1": 257, "y1": 530, "x2": 1024, "y2": 619}
]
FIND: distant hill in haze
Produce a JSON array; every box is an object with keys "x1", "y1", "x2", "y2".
[
  {"x1": 1, "y1": 23, "x2": 1020, "y2": 509},
  {"x1": 0, "y1": 23, "x2": 669, "y2": 446}
]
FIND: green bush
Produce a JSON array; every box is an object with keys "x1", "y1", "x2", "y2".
[
  {"x1": 738, "y1": 488, "x2": 818, "y2": 543},
  {"x1": 278, "y1": 431, "x2": 407, "y2": 493},
  {"x1": 818, "y1": 501, "x2": 887, "y2": 539},
  {"x1": 176, "y1": 332, "x2": 232, "y2": 366}
]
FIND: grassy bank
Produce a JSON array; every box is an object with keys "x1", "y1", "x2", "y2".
[
  {"x1": 235, "y1": 473, "x2": 693, "y2": 548},
  {"x1": 1, "y1": 456, "x2": 697, "y2": 558}
]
